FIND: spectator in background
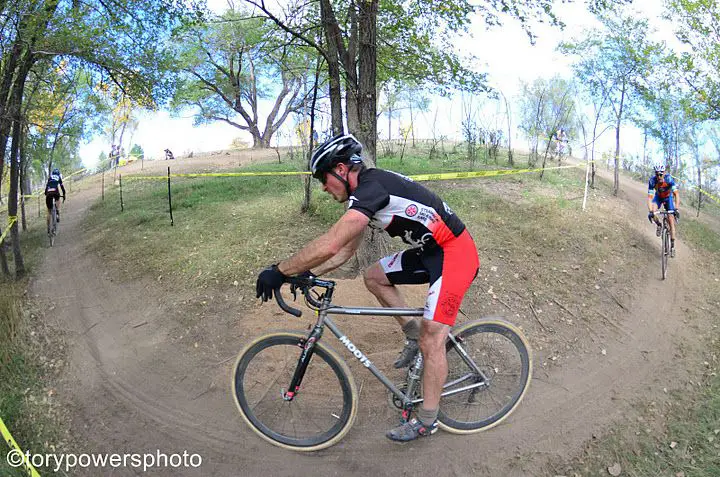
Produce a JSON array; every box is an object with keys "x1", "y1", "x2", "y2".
[
  {"x1": 555, "y1": 128, "x2": 568, "y2": 157},
  {"x1": 165, "y1": 148, "x2": 175, "y2": 160},
  {"x1": 109, "y1": 145, "x2": 118, "y2": 167}
]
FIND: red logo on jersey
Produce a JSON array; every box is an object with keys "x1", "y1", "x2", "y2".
[
  {"x1": 386, "y1": 252, "x2": 400, "y2": 268},
  {"x1": 405, "y1": 204, "x2": 418, "y2": 217}
]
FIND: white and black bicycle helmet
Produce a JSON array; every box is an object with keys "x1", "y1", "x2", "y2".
[
  {"x1": 653, "y1": 163, "x2": 665, "y2": 174},
  {"x1": 310, "y1": 134, "x2": 363, "y2": 180}
]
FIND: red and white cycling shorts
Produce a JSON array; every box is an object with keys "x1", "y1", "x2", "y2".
[{"x1": 379, "y1": 230, "x2": 479, "y2": 326}]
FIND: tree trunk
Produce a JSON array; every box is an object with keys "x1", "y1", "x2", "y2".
[
  {"x1": 591, "y1": 117, "x2": 599, "y2": 189},
  {"x1": 613, "y1": 84, "x2": 626, "y2": 197},
  {"x1": 539, "y1": 133, "x2": 553, "y2": 180},
  {"x1": 388, "y1": 102, "x2": 393, "y2": 142},
  {"x1": 613, "y1": 119, "x2": 620, "y2": 196},
  {"x1": 19, "y1": 133, "x2": 27, "y2": 231},
  {"x1": 8, "y1": 111, "x2": 26, "y2": 279},
  {"x1": 344, "y1": 2, "x2": 360, "y2": 136},
  {"x1": 301, "y1": 56, "x2": 322, "y2": 214},
  {"x1": 251, "y1": 128, "x2": 270, "y2": 148},
  {"x1": 356, "y1": 0, "x2": 378, "y2": 167},
  {"x1": 0, "y1": 40, "x2": 23, "y2": 200},
  {"x1": 320, "y1": 0, "x2": 344, "y2": 135},
  {"x1": 674, "y1": 121, "x2": 679, "y2": 171},
  {"x1": 501, "y1": 91, "x2": 513, "y2": 166},
  {"x1": 0, "y1": 231, "x2": 9, "y2": 276},
  {"x1": 696, "y1": 162, "x2": 702, "y2": 217},
  {"x1": 351, "y1": 0, "x2": 388, "y2": 273},
  {"x1": 6, "y1": 43, "x2": 36, "y2": 279},
  {"x1": 409, "y1": 103, "x2": 416, "y2": 148}
]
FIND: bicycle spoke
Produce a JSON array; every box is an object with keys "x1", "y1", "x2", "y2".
[
  {"x1": 439, "y1": 321, "x2": 531, "y2": 432},
  {"x1": 234, "y1": 333, "x2": 355, "y2": 449}
]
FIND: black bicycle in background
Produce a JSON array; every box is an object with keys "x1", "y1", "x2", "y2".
[
  {"x1": 48, "y1": 200, "x2": 58, "y2": 247},
  {"x1": 232, "y1": 275, "x2": 532, "y2": 451}
]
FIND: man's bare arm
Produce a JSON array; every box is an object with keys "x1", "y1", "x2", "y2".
[
  {"x1": 312, "y1": 233, "x2": 364, "y2": 276},
  {"x1": 277, "y1": 210, "x2": 369, "y2": 276}
]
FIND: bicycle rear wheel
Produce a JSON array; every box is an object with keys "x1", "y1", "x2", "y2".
[
  {"x1": 49, "y1": 203, "x2": 57, "y2": 247},
  {"x1": 661, "y1": 225, "x2": 669, "y2": 280},
  {"x1": 232, "y1": 331, "x2": 358, "y2": 451},
  {"x1": 439, "y1": 319, "x2": 532, "y2": 433}
]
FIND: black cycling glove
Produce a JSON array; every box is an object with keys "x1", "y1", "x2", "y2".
[
  {"x1": 647, "y1": 212, "x2": 654, "y2": 223},
  {"x1": 256, "y1": 264, "x2": 286, "y2": 302}
]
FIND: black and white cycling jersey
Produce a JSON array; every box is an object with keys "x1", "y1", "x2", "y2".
[{"x1": 347, "y1": 168, "x2": 466, "y2": 250}]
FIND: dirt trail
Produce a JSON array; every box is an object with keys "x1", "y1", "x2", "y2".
[{"x1": 33, "y1": 159, "x2": 706, "y2": 476}]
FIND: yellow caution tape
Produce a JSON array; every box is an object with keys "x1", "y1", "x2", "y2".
[
  {"x1": 691, "y1": 185, "x2": 720, "y2": 206},
  {"x1": 669, "y1": 174, "x2": 720, "y2": 208},
  {"x1": 125, "y1": 163, "x2": 582, "y2": 181},
  {"x1": 0, "y1": 215, "x2": 17, "y2": 246},
  {"x1": 0, "y1": 415, "x2": 41, "y2": 476},
  {"x1": 408, "y1": 163, "x2": 583, "y2": 182},
  {"x1": 124, "y1": 171, "x2": 310, "y2": 180},
  {"x1": 65, "y1": 168, "x2": 86, "y2": 179}
]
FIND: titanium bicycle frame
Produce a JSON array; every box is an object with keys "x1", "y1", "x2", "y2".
[{"x1": 276, "y1": 277, "x2": 490, "y2": 417}]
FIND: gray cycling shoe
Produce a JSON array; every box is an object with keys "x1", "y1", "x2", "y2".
[
  {"x1": 671, "y1": 246, "x2": 676, "y2": 258},
  {"x1": 393, "y1": 339, "x2": 419, "y2": 369},
  {"x1": 386, "y1": 418, "x2": 438, "y2": 442}
]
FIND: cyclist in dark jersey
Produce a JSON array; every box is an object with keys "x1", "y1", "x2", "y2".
[
  {"x1": 647, "y1": 163, "x2": 679, "y2": 257},
  {"x1": 256, "y1": 134, "x2": 480, "y2": 442},
  {"x1": 44, "y1": 168, "x2": 66, "y2": 227}
]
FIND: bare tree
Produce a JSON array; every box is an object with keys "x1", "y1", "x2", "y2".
[{"x1": 500, "y1": 90, "x2": 514, "y2": 166}]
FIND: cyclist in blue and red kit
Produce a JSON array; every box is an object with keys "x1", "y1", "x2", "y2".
[
  {"x1": 255, "y1": 134, "x2": 480, "y2": 442},
  {"x1": 647, "y1": 163, "x2": 679, "y2": 257}
]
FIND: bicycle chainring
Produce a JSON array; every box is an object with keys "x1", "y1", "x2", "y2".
[{"x1": 388, "y1": 383, "x2": 408, "y2": 410}]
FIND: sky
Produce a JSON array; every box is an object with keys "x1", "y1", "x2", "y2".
[{"x1": 77, "y1": 0, "x2": 680, "y2": 168}]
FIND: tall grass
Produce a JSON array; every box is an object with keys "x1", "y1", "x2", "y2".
[
  {"x1": 682, "y1": 218, "x2": 720, "y2": 253},
  {"x1": 0, "y1": 224, "x2": 66, "y2": 476}
]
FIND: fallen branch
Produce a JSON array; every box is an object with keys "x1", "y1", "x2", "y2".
[
  {"x1": 211, "y1": 355, "x2": 236, "y2": 366},
  {"x1": 606, "y1": 290, "x2": 627, "y2": 310},
  {"x1": 191, "y1": 382, "x2": 215, "y2": 400},
  {"x1": 550, "y1": 297, "x2": 577, "y2": 318},
  {"x1": 494, "y1": 295, "x2": 512, "y2": 311},
  {"x1": 530, "y1": 303, "x2": 552, "y2": 333},
  {"x1": 597, "y1": 311, "x2": 625, "y2": 333}
]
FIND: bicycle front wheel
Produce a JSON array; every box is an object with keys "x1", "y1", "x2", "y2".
[
  {"x1": 232, "y1": 331, "x2": 358, "y2": 451},
  {"x1": 439, "y1": 319, "x2": 532, "y2": 434},
  {"x1": 661, "y1": 226, "x2": 669, "y2": 280}
]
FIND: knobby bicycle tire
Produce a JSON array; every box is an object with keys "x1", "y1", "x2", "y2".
[
  {"x1": 49, "y1": 202, "x2": 57, "y2": 247},
  {"x1": 438, "y1": 319, "x2": 532, "y2": 434},
  {"x1": 232, "y1": 331, "x2": 358, "y2": 451},
  {"x1": 661, "y1": 224, "x2": 669, "y2": 280}
]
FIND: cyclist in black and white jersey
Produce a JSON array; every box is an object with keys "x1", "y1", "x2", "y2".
[
  {"x1": 44, "y1": 167, "x2": 66, "y2": 227},
  {"x1": 256, "y1": 134, "x2": 480, "y2": 442}
]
